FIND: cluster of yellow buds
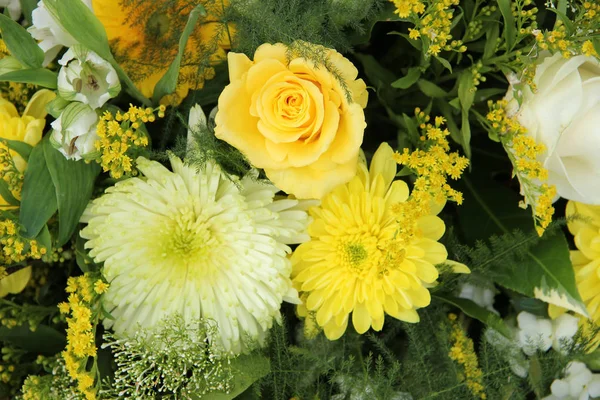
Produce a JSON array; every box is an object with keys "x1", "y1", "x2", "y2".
[{"x1": 95, "y1": 104, "x2": 166, "y2": 179}]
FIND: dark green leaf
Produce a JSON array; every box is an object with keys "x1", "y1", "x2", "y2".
[
  {"x1": 0, "y1": 69, "x2": 57, "y2": 88},
  {"x1": 0, "y1": 324, "x2": 65, "y2": 354},
  {"x1": 434, "y1": 294, "x2": 511, "y2": 337},
  {"x1": 458, "y1": 174, "x2": 586, "y2": 316},
  {"x1": 152, "y1": 5, "x2": 206, "y2": 104},
  {"x1": 546, "y1": 8, "x2": 575, "y2": 35},
  {"x1": 0, "y1": 13, "x2": 44, "y2": 68},
  {"x1": 19, "y1": 141, "x2": 58, "y2": 239},
  {"x1": 43, "y1": 140, "x2": 100, "y2": 247},
  {"x1": 75, "y1": 231, "x2": 97, "y2": 273},
  {"x1": 458, "y1": 71, "x2": 475, "y2": 111},
  {"x1": 391, "y1": 67, "x2": 421, "y2": 89},
  {"x1": 460, "y1": 110, "x2": 471, "y2": 158},
  {"x1": 498, "y1": 0, "x2": 516, "y2": 50},
  {"x1": 529, "y1": 355, "x2": 544, "y2": 398},
  {"x1": 434, "y1": 56, "x2": 453, "y2": 73},
  {"x1": 483, "y1": 23, "x2": 500, "y2": 60}
]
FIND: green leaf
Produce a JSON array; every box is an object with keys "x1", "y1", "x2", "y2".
[
  {"x1": 434, "y1": 56, "x2": 453, "y2": 73},
  {"x1": 528, "y1": 355, "x2": 544, "y2": 398},
  {"x1": 458, "y1": 71, "x2": 475, "y2": 111},
  {"x1": 43, "y1": 139, "x2": 100, "y2": 247},
  {"x1": 0, "y1": 68, "x2": 57, "y2": 89},
  {"x1": 75, "y1": 232, "x2": 97, "y2": 273},
  {"x1": 547, "y1": 8, "x2": 575, "y2": 35},
  {"x1": 19, "y1": 142, "x2": 58, "y2": 239},
  {"x1": 0, "y1": 13, "x2": 44, "y2": 68},
  {"x1": 498, "y1": 0, "x2": 516, "y2": 50},
  {"x1": 458, "y1": 174, "x2": 586, "y2": 316},
  {"x1": 0, "y1": 324, "x2": 65, "y2": 354},
  {"x1": 483, "y1": 23, "x2": 500, "y2": 60},
  {"x1": 1, "y1": 139, "x2": 33, "y2": 160},
  {"x1": 199, "y1": 353, "x2": 270, "y2": 400},
  {"x1": 34, "y1": 224, "x2": 52, "y2": 253},
  {"x1": 460, "y1": 110, "x2": 471, "y2": 158},
  {"x1": 417, "y1": 79, "x2": 448, "y2": 98},
  {"x1": 391, "y1": 67, "x2": 421, "y2": 89},
  {"x1": 152, "y1": 5, "x2": 206, "y2": 104},
  {"x1": 434, "y1": 294, "x2": 511, "y2": 337}
]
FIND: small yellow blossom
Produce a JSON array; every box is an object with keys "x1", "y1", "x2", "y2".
[{"x1": 93, "y1": 280, "x2": 109, "y2": 294}]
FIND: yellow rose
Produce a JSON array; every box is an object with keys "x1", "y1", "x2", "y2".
[
  {"x1": 0, "y1": 89, "x2": 55, "y2": 207},
  {"x1": 215, "y1": 43, "x2": 368, "y2": 199}
]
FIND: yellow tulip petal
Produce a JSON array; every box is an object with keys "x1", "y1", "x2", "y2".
[
  {"x1": 0, "y1": 267, "x2": 31, "y2": 298},
  {"x1": 23, "y1": 89, "x2": 56, "y2": 120}
]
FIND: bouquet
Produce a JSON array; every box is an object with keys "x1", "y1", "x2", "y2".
[{"x1": 0, "y1": 0, "x2": 598, "y2": 399}]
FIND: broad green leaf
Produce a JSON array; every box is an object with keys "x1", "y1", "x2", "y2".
[
  {"x1": 1, "y1": 139, "x2": 33, "y2": 160},
  {"x1": 0, "y1": 69, "x2": 58, "y2": 89},
  {"x1": 199, "y1": 353, "x2": 270, "y2": 400},
  {"x1": 391, "y1": 67, "x2": 421, "y2": 89},
  {"x1": 0, "y1": 13, "x2": 44, "y2": 68},
  {"x1": 43, "y1": 140, "x2": 100, "y2": 247},
  {"x1": 434, "y1": 294, "x2": 511, "y2": 337},
  {"x1": 19, "y1": 141, "x2": 58, "y2": 239},
  {"x1": 458, "y1": 174, "x2": 586, "y2": 316},
  {"x1": 0, "y1": 324, "x2": 65, "y2": 354},
  {"x1": 498, "y1": 0, "x2": 516, "y2": 50},
  {"x1": 417, "y1": 79, "x2": 448, "y2": 98},
  {"x1": 35, "y1": 224, "x2": 52, "y2": 253},
  {"x1": 152, "y1": 5, "x2": 206, "y2": 104}
]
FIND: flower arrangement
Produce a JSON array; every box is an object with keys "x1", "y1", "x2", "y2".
[{"x1": 0, "y1": 0, "x2": 599, "y2": 399}]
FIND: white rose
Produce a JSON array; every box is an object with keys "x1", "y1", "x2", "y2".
[
  {"x1": 27, "y1": 0, "x2": 93, "y2": 66},
  {"x1": 58, "y1": 45, "x2": 120, "y2": 110},
  {"x1": 506, "y1": 52, "x2": 600, "y2": 204},
  {"x1": 50, "y1": 102, "x2": 99, "y2": 161}
]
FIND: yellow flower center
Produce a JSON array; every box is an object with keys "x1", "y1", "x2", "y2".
[
  {"x1": 165, "y1": 210, "x2": 214, "y2": 261},
  {"x1": 338, "y1": 234, "x2": 382, "y2": 275}
]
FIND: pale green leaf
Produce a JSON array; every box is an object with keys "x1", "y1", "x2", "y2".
[
  {"x1": 498, "y1": 0, "x2": 516, "y2": 50},
  {"x1": 417, "y1": 79, "x2": 448, "y2": 98}
]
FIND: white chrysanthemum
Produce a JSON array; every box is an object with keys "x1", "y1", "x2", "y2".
[{"x1": 80, "y1": 155, "x2": 312, "y2": 354}]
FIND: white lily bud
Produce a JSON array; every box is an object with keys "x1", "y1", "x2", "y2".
[
  {"x1": 50, "y1": 102, "x2": 99, "y2": 161},
  {"x1": 58, "y1": 45, "x2": 120, "y2": 110},
  {"x1": 0, "y1": 0, "x2": 21, "y2": 20}
]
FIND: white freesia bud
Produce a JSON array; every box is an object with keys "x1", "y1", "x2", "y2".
[
  {"x1": 516, "y1": 311, "x2": 553, "y2": 356},
  {"x1": 543, "y1": 362, "x2": 600, "y2": 400},
  {"x1": 50, "y1": 102, "x2": 99, "y2": 161},
  {"x1": 505, "y1": 52, "x2": 600, "y2": 204},
  {"x1": 27, "y1": 0, "x2": 93, "y2": 66},
  {"x1": 0, "y1": 0, "x2": 21, "y2": 20},
  {"x1": 58, "y1": 45, "x2": 120, "y2": 110},
  {"x1": 186, "y1": 104, "x2": 207, "y2": 154}
]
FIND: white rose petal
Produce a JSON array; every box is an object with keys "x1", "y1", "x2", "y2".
[
  {"x1": 50, "y1": 102, "x2": 99, "y2": 161},
  {"x1": 28, "y1": 0, "x2": 93, "y2": 66},
  {"x1": 458, "y1": 282, "x2": 498, "y2": 314},
  {"x1": 58, "y1": 45, "x2": 120, "y2": 109},
  {"x1": 505, "y1": 52, "x2": 600, "y2": 204}
]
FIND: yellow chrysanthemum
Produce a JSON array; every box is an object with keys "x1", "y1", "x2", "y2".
[
  {"x1": 549, "y1": 201, "x2": 600, "y2": 325},
  {"x1": 292, "y1": 143, "x2": 468, "y2": 340},
  {"x1": 92, "y1": 0, "x2": 231, "y2": 105}
]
